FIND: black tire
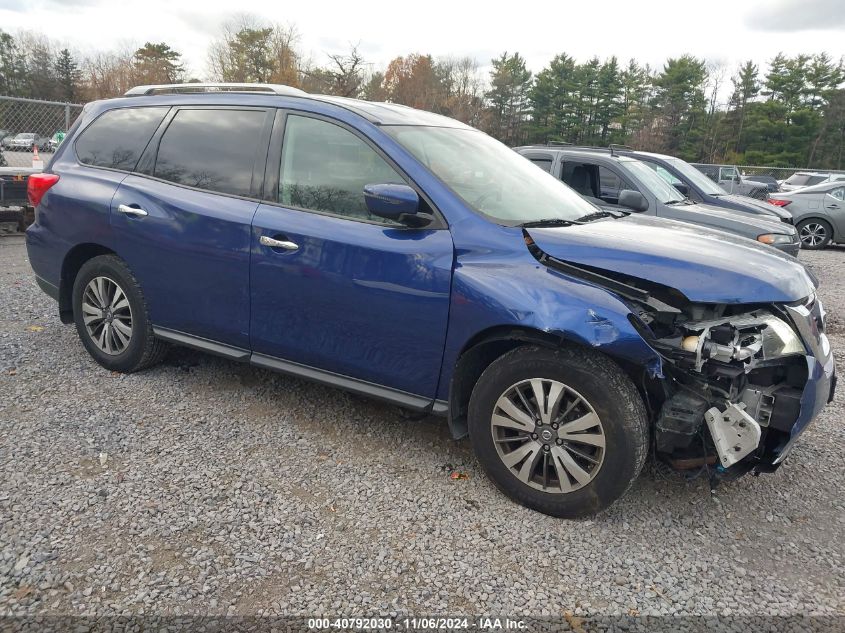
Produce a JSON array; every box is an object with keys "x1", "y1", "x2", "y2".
[
  {"x1": 796, "y1": 218, "x2": 832, "y2": 250},
  {"x1": 468, "y1": 345, "x2": 648, "y2": 519},
  {"x1": 72, "y1": 254, "x2": 167, "y2": 372}
]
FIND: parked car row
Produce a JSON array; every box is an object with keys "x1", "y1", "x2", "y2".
[
  {"x1": 0, "y1": 130, "x2": 65, "y2": 152},
  {"x1": 516, "y1": 145, "x2": 799, "y2": 256},
  {"x1": 24, "y1": 83, "x2": 835, "y2": 519}
]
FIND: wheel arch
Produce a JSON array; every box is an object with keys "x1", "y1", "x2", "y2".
[
  {"x1": 59, "y1": 243, "x2": 117, "y2": 323},
  {"x1": 446, "y1": 325, "x2": 657, "y2": 439}
]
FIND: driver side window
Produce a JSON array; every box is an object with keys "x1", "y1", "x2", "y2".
[{"x1": 279, "y1": 115, "x2": 406, "y2": 225}]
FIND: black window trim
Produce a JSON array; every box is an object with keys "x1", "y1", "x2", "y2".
[
  {"x1": 73, "y1": 105, "x2": 173, "y2": 176},
  {"x1": 262, "y1": 109, "x2": 448, "y2": 230},
  {"x1": 132, "y1": 104, "x2": 275, "y2": 203}
]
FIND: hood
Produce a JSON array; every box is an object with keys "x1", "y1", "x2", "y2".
[
  {"x1": 661, "y1": 201, "x2": 793, "y2": 234},
  {"x1": 719, "y1": 194, "x2": 792, "y2": 220},
  {"x1": 527, "y1": 215, "x2": 815, "y2": 304}
]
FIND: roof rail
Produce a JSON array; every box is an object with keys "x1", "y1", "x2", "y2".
[{"x1": 124, "y1": 83, "x2": 307, "y2": 97}]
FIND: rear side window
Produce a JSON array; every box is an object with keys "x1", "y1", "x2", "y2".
[
  {"x1": 154, "y1": 109, "x2": 266, "y2": 197},
  {"x1": 76, "y1": 107, "x2": 167, "y2": 171}
]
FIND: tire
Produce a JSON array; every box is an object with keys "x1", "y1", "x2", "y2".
[
  {"x1": 797, "y1": 218, "x2": 832, "y2": 250},
  {"x1": 72, "y1": 254, "x2": 167, "y2": 372},
  {"x1": 468, "y1": 345, "x2": 648, "y2": 519}
]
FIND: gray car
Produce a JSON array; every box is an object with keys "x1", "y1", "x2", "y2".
[
  {"x1": 779, "y1": 172, "x2": 845, "y2": 192},
  {"x1": 768, "y1": 181, "x2": 845, "y2": 249},
  {"x1": 515, "y1": 146, "x2": 800, "y2": 256}
]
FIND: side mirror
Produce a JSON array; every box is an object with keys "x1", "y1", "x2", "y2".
[
  {"x1": 673, "y1": 182, "x2": 689, "y2": 196},
  {"x1": 618, "y1": 189, "x2": 648, "y2": 213},
  {"x1": 734, "y1": 175, "x2": 742, "y2": 183},
  {"x1": 363, "y1": 183, "x2": 422, "y2": 225}
]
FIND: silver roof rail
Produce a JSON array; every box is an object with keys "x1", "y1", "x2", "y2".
[{"x1": 124, "y1": 83, "x2": 307, "y2": 97}]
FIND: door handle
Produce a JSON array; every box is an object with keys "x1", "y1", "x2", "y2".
[
  {"x1": 827, "y1": 204, "x2": 840, "y2": 209},
  {"x1": 117, "y1": 204, "x2": 148, "y2": 217},
  {"x1": 260, "y1": 235, "x2": 299, "y2": 251}
]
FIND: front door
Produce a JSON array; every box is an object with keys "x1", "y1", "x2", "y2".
[{"x1": 250, "y1": 113, "x2": 453, "y2": 399}]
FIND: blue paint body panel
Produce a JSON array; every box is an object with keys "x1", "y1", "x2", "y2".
[
  {"x1": 24, "y1": 91, "x2": 834, "y2": 466},
  {"x1": 251, "y1": 203, "x2": 453, "y2": 396}
]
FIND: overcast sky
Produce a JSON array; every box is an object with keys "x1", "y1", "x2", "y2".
[{"x1": 1, "y1": 0, "x2": 842, "y2": 93}]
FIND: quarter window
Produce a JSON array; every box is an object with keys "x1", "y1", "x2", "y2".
[
  {"x1": 154, "y1": 109, "x2": 266, "y2": 197},
  {"x1": 831, "y1": 187, "x2": 844, "y2": 201},
  {"x1": 279, "y1": 115, "x2": 406, "y2": 224},
  {"x1": 76, "y1": 107, "x2": 168, "y2": 171}
]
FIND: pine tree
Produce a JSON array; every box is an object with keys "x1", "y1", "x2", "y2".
[{"x1": 54, "y1": 48, "x2": 81, "y2": 102}]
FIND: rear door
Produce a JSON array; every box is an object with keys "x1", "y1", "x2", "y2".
[
  {"x1": 249, "y1": 112, "x2": 453, "y2": 400},
  {"x1": 110, "y1": 106, "x2": 273, "y2": 349}
]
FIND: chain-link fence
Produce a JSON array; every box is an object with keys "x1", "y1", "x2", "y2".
[
  {"x1": 737, "y1": 165, "x2": 845, "y2": 182},
  {"x1": 0, "y1": 96, "x2": 84, "y2": 169}
]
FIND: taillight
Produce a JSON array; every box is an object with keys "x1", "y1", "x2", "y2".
[
  {"x1": 767, "y1": 198, "x2": 791, "y2": 207},
  {"x1": 27, "y1": 173, "x2": 60, "y2": 207}
]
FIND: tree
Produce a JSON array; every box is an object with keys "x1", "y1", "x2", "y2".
[
  {"x1": 652, "y1": 55, "x2": 708, "y2": 158},
  {"x1": 728, "y1": 60, "x2": 760, "y2": 153},
  {"x1": 133, "y1": 42, "x2": 183, "y2": 85},
  {"x1": 209, "y1": 17, "x2": 299, "y2": 85},
  {"x1": 54, "y1": 48, "x2": 81, "y2": 102},
  {"x1": 485, "y1": 52, "x2": 532, "y2": 145},
  {"x1": 0, "y1": 30, "x2": 25, "y2": 96},
  {"x1": 301, "y1": 45, "x2": 366, "y2": 97},
  {"x1": 383, "y1": 54, "x2": 442, "y2": 110}
]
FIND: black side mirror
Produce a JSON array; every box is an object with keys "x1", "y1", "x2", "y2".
[
  {"x1": 618, "y1": 189, "x2": 648, "y2": 213},
  {"x1": 673, "y1": 182, "x2": 689, "y2": 196},
  {"x1": 363, "y1": 183, "x2": 427, "y2": 226}
]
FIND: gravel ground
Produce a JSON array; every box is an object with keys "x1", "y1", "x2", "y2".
[{"x1": 0, "y1": 234, "x2": 843, "y2": 625}]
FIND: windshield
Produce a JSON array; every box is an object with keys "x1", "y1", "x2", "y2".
[
  {"x1": 383, "y1": 126, "x2": 599, "y2": 224},
  {"x1": 17, "y1": 133, "x2": 35, "y2": 139},
  {"x1": 624, "y1": 159, "x2": 686, "y2": 203},
  {"x1": 785, "y1": 173, "x2": 813, "y2": 186},
  {"x1": 662, "y1": 158, "x2": 726, "y2": 195}
]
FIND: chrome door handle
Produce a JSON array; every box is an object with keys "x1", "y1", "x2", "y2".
[
  {"x1": 260, "y1": 235, "x2": 299, "y2": 251},
  {"x1": 117, "y1": 204, "x2": 148, "y2": 217}
]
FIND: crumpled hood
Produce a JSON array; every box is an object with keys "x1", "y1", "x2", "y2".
[{"x1": 527, "y1": 215, "x2": 815, "y2": 304}]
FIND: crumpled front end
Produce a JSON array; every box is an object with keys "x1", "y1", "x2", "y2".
[{"x1": 643, "y1": 293, "x2": 835, "y2": 478}]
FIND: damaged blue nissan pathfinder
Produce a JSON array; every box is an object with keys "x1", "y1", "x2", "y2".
[{"x1": 25, "y1": 83, "x2": 836, "y2": 518}]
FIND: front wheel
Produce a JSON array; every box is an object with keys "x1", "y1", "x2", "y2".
[
  {"x1": 468, "y1": 345, "x2": 648, "y2": 518},
  {"x1": 797, "y1": 219, "x2": 832, "y2": 249}
]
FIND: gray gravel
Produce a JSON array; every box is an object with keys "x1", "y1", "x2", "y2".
[{"x1": 1, "y1": 233, "x2": 843, "y2": 621}]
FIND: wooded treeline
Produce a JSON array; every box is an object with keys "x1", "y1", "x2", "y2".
[{"x1": 1, "y1": 18, "x2": 842, "y2": 168}]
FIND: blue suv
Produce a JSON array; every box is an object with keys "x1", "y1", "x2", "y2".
[{"x1": 26, "y1": 83, "x2": 835, "y2": 518}]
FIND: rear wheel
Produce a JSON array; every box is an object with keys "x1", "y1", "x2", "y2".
[
  {"x1": 72, "y1": 255, "x2": 167, "y2": 372},
  {"x1": 797, "y1": 219, "x2": 832, "y2": 249},
  {"x1": 468, "y1": 345, "x2": 648, "y2": 518}
]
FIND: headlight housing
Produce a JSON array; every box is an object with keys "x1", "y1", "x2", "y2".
[
  {"x1": 759, "y1": 315, "x2": 806, "y2": 358},
  {"x1": 757, "y1": 233, "x2": 793, "y2": 245}
]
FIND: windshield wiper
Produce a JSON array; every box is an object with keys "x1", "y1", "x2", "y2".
[
  {"x1": 575, "y1": 209, "x2": 625, "y2": 222},
  {"x1": 520, "y1": 218, "x2": 579, "y2": 228}
]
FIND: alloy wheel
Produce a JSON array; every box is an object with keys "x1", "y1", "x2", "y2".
[
  {"x1": 799, "y1": 223, "x2": 828, "y2": 247},
  {"x1": 490, "y1": 378, "x2": 605, "y2": 493},
  {"x1": 81, "y1": 276, "x2": 133, "y2": 355}
]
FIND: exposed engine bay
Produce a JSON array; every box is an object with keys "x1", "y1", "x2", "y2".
[
  {"x1": 644, "y1": 305, "x2": 811, "y2": 476},
  {"x1": 527, "y1": 241, "x2": 832, "y2": 481}
]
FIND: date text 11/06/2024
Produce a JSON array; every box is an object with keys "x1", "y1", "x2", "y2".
[{"x1": 307, "y1": 617, "x2": 528, "y2": 630}]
